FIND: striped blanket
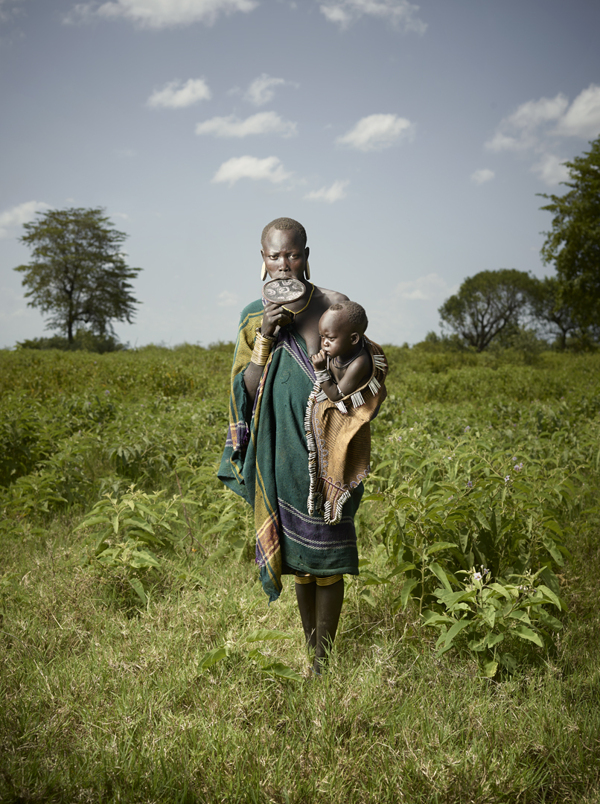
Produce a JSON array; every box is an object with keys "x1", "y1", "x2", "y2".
[{"x1": 217, "y1": 299, "x2": 362, "y2": 602}]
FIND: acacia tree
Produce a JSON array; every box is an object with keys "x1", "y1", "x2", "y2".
[
  {"x1": 539, "y1": 136, "x2": 600, "y2": 329},
  {"x1": 14, "y1": 207, "x2": 141, "y2": 344},
  {"x1": 439, "y1": 269, "x2": 535, "y2": 351}
]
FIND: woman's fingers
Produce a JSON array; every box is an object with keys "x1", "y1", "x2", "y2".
[{"x1": 262, "y1": 303, "x2": 292, "y2": 335}]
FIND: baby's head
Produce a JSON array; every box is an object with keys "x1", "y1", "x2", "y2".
[{"x1": 319, "y1": 301, "x2": 368, "y2": 359}]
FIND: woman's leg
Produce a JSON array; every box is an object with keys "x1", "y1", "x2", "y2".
[
  {"x1": 313, "y1": 577, "x2": 344, "y2": 674},
  {"x1": 295, "y1": 578, "x2": 317, "y2": 652}
]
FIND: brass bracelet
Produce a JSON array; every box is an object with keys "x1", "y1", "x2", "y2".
[{"x1": 250, "y1": 331, "x2": 274, "y2": 366}]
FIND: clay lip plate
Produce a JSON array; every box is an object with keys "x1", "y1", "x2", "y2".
[{"x1": 262, "y1": 277, "x2": 305, "y2": 304}]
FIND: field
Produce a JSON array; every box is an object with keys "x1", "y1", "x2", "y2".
[{"x1": 1, "y1": 344, "x2": 600, "y2": 803}]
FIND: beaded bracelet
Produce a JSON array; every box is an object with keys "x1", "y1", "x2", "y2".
[
  {"x1": 314, "y1": 368, "x2": 332, "y2": 385},
  {"x1": 251, "y1": 330, "x2": 275, "y2": 366}
]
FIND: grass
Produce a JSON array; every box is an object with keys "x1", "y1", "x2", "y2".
[
  {"x1": 1, "y1": 502, "x2": 599, "y2": 803},
  {"x1": 1, "y1": 345, "x2": 600, "y2": 802}
]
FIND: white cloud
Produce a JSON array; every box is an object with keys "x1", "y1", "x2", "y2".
[
  {"x1": 508, "y1": 94, "x2": 568, "y2": 130},
  {"x1": 319, "y1": 0, "x2": 426, "y2": 32},
  {"x1": 470, "y1": 168, "x2": 495, "y2": 185},
  {"x1": 556, "y1": 84, "x2": 600, "y2": 138},
  {"x1": 196, "y1": 112, "x2": 296, "y2": 138},
  {"x1": 0, "y1": 200, "x2": 50, "y2": 239},
  {"x1": 392, "y1": 273, "x2": 450, "y2": 302},
  {"x1": 65, "y1": 0, "x2": 257, "y2": 29},
  {"x1": 336, "y1": 114, "x2": 414, "y2": 151},
  {"x1": 531, "y1": 154, "x2": 569, "y2": 187},
  {"x1": 486, "y1": 86, "x2": 600, "y2": 151},
  {"x1": 217, "y1": 291, "x2": 239, "y2": 307},
  {"x1": 485, "y1": 93, "x2": 568, "y2": 153},
  {"x1": 305, "y1": 180, "x2": 349, "y2": 203},
  {"x1": 485, "y1": 85, "x2": 600, "y2": 187},
  {"x1": 244, "y1": 74, "x2": 287, "y2": 106},
  {"x1": 212, "y1": 155, "x2": 292, "y2": 186},
  {"x1": 147, "y1": 78, "x2": 211, "y2": 109}
]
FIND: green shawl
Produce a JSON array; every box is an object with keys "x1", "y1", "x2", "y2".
[{"x1": 218, "y1": 300, "x2": 361, "y2": 602}]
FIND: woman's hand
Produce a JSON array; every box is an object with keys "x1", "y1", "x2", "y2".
[
  {"x1": 311, "y1": 349, "x2": 327, "y2": 371},
  {"x1": 261, "y1": 301, "x2": 292, "y2": 338}
]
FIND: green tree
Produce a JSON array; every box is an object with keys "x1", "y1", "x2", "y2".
[
  {"x1": 439, "y1": 269, "x2": 535, "y2": 352},
  {"x1": 527, "y1": 276, "x2": 579, "y2": 350},
  {"x1": 539, "y1": 136, "x2": 600, "y2": 329},
  {"x1": 14, "y1": 207, "x2": 141, "y2": 344}
]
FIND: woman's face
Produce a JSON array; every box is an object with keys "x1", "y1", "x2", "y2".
[{"x1": 261, "y1": 228, "x2": 309, "y2": 282}]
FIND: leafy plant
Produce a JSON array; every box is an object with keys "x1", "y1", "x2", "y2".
[
  {"x1": 77, "y1": 486, "x2": 192, "y2": 603},
  {"x1": 423, "y1": 566, "x2": 563, "y2": 677}
]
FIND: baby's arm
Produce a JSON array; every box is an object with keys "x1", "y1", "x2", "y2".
[
  {"x1": 335, "y1": 352, "x2": 372, "y2": 397},
  {"x1": 311, "y1": 350, "x2": 372, "y2": 401},
  {"x1": 311, "y1": 350, "x2": 344, "y2": 402}
]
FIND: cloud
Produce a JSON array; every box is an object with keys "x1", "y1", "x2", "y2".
[
  {"x1": 65, "y1": 0, "x2": 257, "y2": 29},
  {"x1": 0, "y1": 0, "x2": 24, "y2": 23},
  {"x1": 556, "y1": 84, "x2": 600, "y2": 138},
  {"x1": 470, "y1": 168, "x2": 495, "y2": 185},
  {"x1": 392, "y1": 273, "x2": 451, "y2": 302},
  {"x1": 531, "y1": 154, "x2": 569, "y2": 187},
  {"x1": 244, "y1": 74, "x2": 287, "y2": 106},
  {"x1": 0, "y1": 200, "x2": 50, "y2": 239},
  {"x1": 485, "y1": 85, "x2": 600, "y2": 186},
  {"x1": 217, "y1": 291, "x2": 239, "y2": 307},
  {"x1": 114, "y1": 148, "x2": 137, "y2": 158},
  {"x1": 196, "y1": 112, "x2": 296, "y2": 138},
  {"x1": 212, "y1": 155, "x2": 292, "y2": 186},
  {"x1": 336, "y1": 114, "x2": 414, "y2": 151},
  {"x1": 305, "y1": 180, "x2": 349, "y2": 203},
  {"x1": 147, "y1": 78, "x2": 211, "y2": 108},
  {"x1": 485, "y1": 93, "x2": 569, "y2": 153},
  {"x1": 319, "y1": 0, "x2": 426, "y2": 32}
]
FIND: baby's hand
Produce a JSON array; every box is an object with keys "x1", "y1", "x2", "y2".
[{"x1": 311, "y1": 349, "x2": 327, "y2": 371}]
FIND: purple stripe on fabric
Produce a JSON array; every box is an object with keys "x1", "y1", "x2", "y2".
[
  {"x1": 277, "y1": 328, "x2": 315, "y2": 377},
  {"x1": 226, "y1": 422, "x2": 249, "y2": 449},
  {"x1": 279, "y1": 499, "x2": 356, "y2": 550}
]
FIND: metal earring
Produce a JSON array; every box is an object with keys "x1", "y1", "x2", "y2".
[
  {"x1": 261, "y1": 262, "x2": 267, "y2": 280},
  {"x1": 305, "y1": 260, "x2": 311, "y2": 280}
]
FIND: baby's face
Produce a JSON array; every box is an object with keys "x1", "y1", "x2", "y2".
[{"x1": 318, "y1": 310, "x2": 358, "y2": 359}]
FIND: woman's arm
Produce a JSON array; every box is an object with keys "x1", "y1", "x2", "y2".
[{"x1": 243, "y1": 301, "x2": 292, "y2": 402}]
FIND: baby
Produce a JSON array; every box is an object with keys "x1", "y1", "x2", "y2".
[
  {"x1": 306, "y1": 300, "x2": 387, "y2": 526},
  {"x1": 311, "y1": 301, "x2": 371, "y2": 402}
]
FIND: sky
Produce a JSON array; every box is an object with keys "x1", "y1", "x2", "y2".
[{"x1": 1, "y1": 0, "x2": 600, "y2": 349}]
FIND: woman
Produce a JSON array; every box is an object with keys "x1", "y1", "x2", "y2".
[{"x1": 218, "y1": 217, "x2": 365, "y2": 674}]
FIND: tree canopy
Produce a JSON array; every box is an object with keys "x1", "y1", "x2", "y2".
[
  {"x1": 539, "y1": 136, "x2": 600, "y2": 328},
  {"x1": 439, "y1": 269, "x2": 535, "y2": 352},
  {"x1": 527, "y1": 275, "x2": 581, "y2": 350},
  {"x1": 14, "y1": 207, "x2": 141, "y2": 344}
]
